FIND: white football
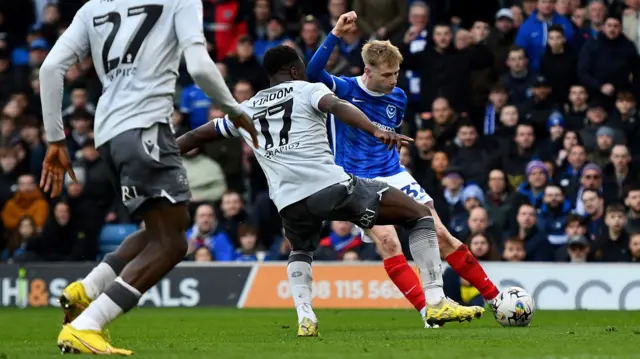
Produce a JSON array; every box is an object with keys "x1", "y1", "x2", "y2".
[{"x1": 493, "y1": 286, "x2": 535, "y2": 327}]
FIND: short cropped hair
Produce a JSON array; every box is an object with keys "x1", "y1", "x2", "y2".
[
  {"x1": 262, "y1": 45, "x2": 301, "y2": 76},
  {"x1": 606, "y1": 203, "x2": 626, "y2": 216},
  {"x1": 361, "y1": 40, "x2": 403, "y2": 68}
]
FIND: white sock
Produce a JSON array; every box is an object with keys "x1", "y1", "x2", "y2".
[
  {"x1": 408, "y1": 217, "x2": 445, "y2": 306},
  {"x1": 71, "y1": 294, "x2": 123, "y2": 331},
  {"x1": 81, "y1": 263, "x2": 117, "y2": 300},
  {"x1": 287, "y1": 259, "x2": 317, "y2": 323}
]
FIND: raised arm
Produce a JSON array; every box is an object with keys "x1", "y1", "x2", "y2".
[
  {"x1": 318, "y1": 93, "x2": 412, "y2": 150},
  {"x1": 306, "y1": 12, "x2": 357, "y2": 98}
]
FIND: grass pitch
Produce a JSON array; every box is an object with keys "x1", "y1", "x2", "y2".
[{"x1": 1, "y1": 308, "x2": 639, "y2": 359}]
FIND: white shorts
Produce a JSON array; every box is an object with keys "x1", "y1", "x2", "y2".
[{"x1": 359, "y1": 171, "x2": 433, "y2": 243}]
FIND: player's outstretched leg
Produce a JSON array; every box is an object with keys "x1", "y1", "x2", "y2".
[
  {"x1": 375, "y1": 188, "x2": 484, "y2": 327},
  {"x1": 364, "y1": 228, "x2": 427, "y2": 325},
  {"x1": 287, "y1": 250, "x2": 319, "y2": 337},
  {"x1": 57, "y1": 201, "x2": 190, "y2": 355},
  {"x1": 59, "y1": 231, "x2": 150, "y2": 324},
  {"x1": 428, "y1": 203, "x2": 500, "y2": 304}
]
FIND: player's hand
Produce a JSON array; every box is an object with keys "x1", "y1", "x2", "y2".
[
  {"x1": 373, "y1": 130, "x2": 413, "y2": 151},
  {"x1": 228, "y1": 112, "x2": 260, "y2": 149},
  {"x1": 332, "y1": 11, "x2": 357, "y2": 38},
  {"x1": 40, "y1": 142, "x2": 77, "y2": 198}
]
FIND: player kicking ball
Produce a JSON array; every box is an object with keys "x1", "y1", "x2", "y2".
[
  {"x1": 306, "y1": 12, "x2": 500, "y2": 327},
  {"x1": 39, "y1": 0, "x2": 258, "y2": 354},
  {"x1": 176, "y1": 44, "x2": 470, "y2": 337}
]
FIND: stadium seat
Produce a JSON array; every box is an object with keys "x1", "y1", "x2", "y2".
[{"x1": 98, "y1": 224, "x2": 138, "y2": 260}]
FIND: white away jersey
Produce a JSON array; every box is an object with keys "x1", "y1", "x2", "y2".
[
  {"x1": 57, "y1": 0, "x2": 205, "y2": 147},
  {"x1": 215, "y1": 81, "x2": 350, "y2": 211}
]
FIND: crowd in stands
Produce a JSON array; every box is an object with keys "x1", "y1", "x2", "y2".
[{"x1": 0, "y1": 0, "x2": 639, "y2": 265}]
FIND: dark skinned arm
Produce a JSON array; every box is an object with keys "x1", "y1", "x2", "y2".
[
  {"x1": 318, "y1": 94, "x2": 412, "y2": 150},
  {"x1": 176, "y1": 120, "x2": 223, "y2": 154}
]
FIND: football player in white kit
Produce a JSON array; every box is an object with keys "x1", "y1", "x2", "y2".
[
  {"x1": 38, "y1": 0, "x2": 258, "y2": 354},
  {"x1": 177, "y1": 44, "x2": 482, "y2": 337}
]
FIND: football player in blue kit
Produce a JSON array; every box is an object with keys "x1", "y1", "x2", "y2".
[{"x1": 306, "y1": 11, "x2": 500, "y2": 327}]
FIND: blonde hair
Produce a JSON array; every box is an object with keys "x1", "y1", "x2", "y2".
[{"x1": 361, "y1": 40, "x2": 403, "y2": 68}]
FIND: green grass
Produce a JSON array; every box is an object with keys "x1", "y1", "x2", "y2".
[{"x1": 1, "y1": 308, "x2": 640, "y2": 359}]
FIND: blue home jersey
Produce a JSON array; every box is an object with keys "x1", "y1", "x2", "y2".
[
  {"x1": 328, "y1": 76, "x2": 406, "y2": 178},
  {"x1": 307, "y1": 33, "x2": 407, "y2": 178}
]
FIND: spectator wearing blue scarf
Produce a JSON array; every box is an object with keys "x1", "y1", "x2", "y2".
[{"x1": 483, "y1": 85, "x2": 508, "y2": 135}]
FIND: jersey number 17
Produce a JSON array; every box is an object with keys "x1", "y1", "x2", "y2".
[
  {"x1": 92, "y1": 5, "x2": 163, "y2": 73},
  {"x1": 253, "y1": 98, "x2": 294, "y2": 150}
]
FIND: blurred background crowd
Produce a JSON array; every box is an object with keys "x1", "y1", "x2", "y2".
[{"x1": 0, "y1": 0, "x2": 639, "y2": 266}]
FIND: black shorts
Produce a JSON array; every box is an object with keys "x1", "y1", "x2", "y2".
[
  {"x1": 280, "y1": 175, "x2": 389, "y2": 252},
  {"x1": 98, "y1": 123, "x2": 191, "y2": 215}
]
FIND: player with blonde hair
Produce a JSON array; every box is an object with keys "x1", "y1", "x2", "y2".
[{"x1": 307, "y1": 11, "x2": 501, "y2": 328}]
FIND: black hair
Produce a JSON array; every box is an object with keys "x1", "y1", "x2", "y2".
[
  {"x1": 262, "y1": 45, "x2": 301, "y2": 76},
  {"x1": 548, "y1": 24, "x2": 565, "y2": 35}
]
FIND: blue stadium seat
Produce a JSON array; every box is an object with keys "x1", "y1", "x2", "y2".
[{"x1": 98, "y1": 224, "x2": 138, "y2": 259}]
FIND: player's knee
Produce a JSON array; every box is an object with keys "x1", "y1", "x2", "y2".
[{"x1": 376, "y1": 231, "x2": 401, "y2": 256}]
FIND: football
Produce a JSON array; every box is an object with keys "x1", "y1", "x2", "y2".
[{"x1": 493, "y1": 286, "x2": 536, "y2": 327}]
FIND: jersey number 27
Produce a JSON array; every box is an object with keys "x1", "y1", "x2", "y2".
[
  {"x1": 253, "y1": 98, "x2": 293, "y2": 150},
  {"x1": 92, "y1": 5, "x2": 163, "y2": 73}
]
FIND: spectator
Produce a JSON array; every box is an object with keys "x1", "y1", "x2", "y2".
[
  {"x1": 558, "y1": 143, "x2": 586, "y2": 189},
  {"x1": 297, "y1": 16, "x2": 323, "y2": 64},
  {"x1": 502, "y1": 237, "x2": 527, "y2": 261},
  {"x1": 578, "y1": 0, "x2": 607, "y2": 44},
  {"x1": 593, "y1": 204, "x2": 631, "y2": 261},
  {"x1": 181, "y1": 147, "x2": 227, "y2": 203},
  {"x1": 320, "y1": 0, "x2": 347, "y2": 34},
  {"x1": 232, "y1": 80, "x2": 255, "y2": 102},
  {"x1": 278, "y1": 0, "x2": 304, "y2": 39},
  {"x1": 317, "y1": 221, "x2": 363, "y2": 260},
  {"x1": 450, "y1": 184, "x2": 485, "y2": 238},
  {"x1": 409, "y1": 128, "x2": 435, "y2": 180},
  {"x1": 442, "y1": 167, "x2": 465, "y2": 219},
  {"x1": 402, "y1": 24, "x2": 471, "y2": 113},
  {"x1": 248, "y1": 0, "x2": 272, "y2": 42},
  {"x1": 502, "y1": 46, "x2": 535, "y2": 105},
  {"x1": 579, "y1": 102, "x2": 625, "y2": 153},
  {"x1": 538, "y1": 185, "x2": 572, "y2": 249},
  {"x1": 235, "y1": 224, "x2": 260, "y2": 262},
  {"x1": 578, "y1": 15, "x2": 640, "y2": 108},
  {"x1": 2, "y1": 215, "x2": 36, "y2": 261},
  {"x1": 429, "y1": 98, "x2": 459, "y2": 149},
  {"x1": 539, "y1": 25, "x2": 577, "y2": 105},
  {"x1": 582, "y1": 188, "x2": 606, "y2": 241},
  {"x1": 511, "y1": 5, "x2": 525, "y2": 28},
  {"x1": 485, "y1": 169, "x2": 513, "y2": 233},
  {"x1": 622, "y1": 0, "x2": 640, "y2": 50},
  {"x1": 254, "y1": 16, "x2": 290, "y2": 62},
  {"x1": 324, "y1": 46, "x2": 350, "y2": 77},
  {"x1": 179, "y1": 82, "x2": 212, "y2": 130},
  {"x1": 588, "y1": 126, "x2": 616, "y2": 168},
  {"x1": 513, "y1": 160, "x2": 549, "y2": 211},
  {"x1": 482, "y1": 85, "x2": 509, "y2": 136},
  {"x1": 626, "y1": 185, "x2": 640, "y2": 232},
  {"x1": 467, "y1": 232, "x2": 501, "y2": 261},
  {"x1": 486, "y1": 9, "x2": 517, "y2": 75},
  {"x1": 538, "y1": 111, "x2": 565, "y2": 162},
  {"x1": 448, "y1": 123, "x2": 489, "y2": 185},
  {"x1": 555, "y1": 213, "x2": 589, "y2": 261},
  {"x1": 517, "y1": 75, "x2": 555, "y2": 138},
  {"x1": 18, "y1": 117, "x2": 45, "y2": 178},
  {"x1": 459, "y1": 207, "x2": 501, "y2": 242},
  {"x1": 515, "y1": 0, "x2": 575, "y2": 71},
  {"x1": 508, "y1": 203, "x2": 552, "y2": 261},
  {"x1": 604, "y1": 145, "x2": 639, "y2": 198},
  {"x1": 186, "y1": 204, "x2": 235, "y2": 262},
  {"x1": 497, "y1": 123, "x2": 539, "y2": 190},
  {"x1": 223, "y1": 35, "x2": 269, "y2": 93},
  {"x1": 342, "y1": 250, "x2": 361, "y2": 261},
  {"x1": 352, "y1": 0, "x2": 408, "y2": 39},
  {"x1": 61, "y1": 82, "x2": 96, "y2": 121},
  {"x1": 20, "y1": 201, "x2": 85, "y2": 261},
  {"x1": 609, "y1": 92, "x2": 640, "y2": 156},
  {"x1": 0, "y1": 148, "x2": 20, "y2": 207},
  {"x1": 219, "y1": 190, "x2": 248, "y2": 244},
  {"x1": 571, "y1": 163, "x2": 605, "y2": 214},
  {"x1": 66, "y1": 108, "x2": 92, "y2": 160},
  {"x1": 629, "y1": 232, "x2": 640, "y2": 262},
  {"x1": 493, "y1": 105, "x2": 519, "y2": 144},
  {"x1": 1, "y1": 173, "x2": 48, "y2": 232},
  {"x1": 565, "y1": 235, "x2": 592, "y2": 262},
  {"x1": 563, "y1": 85, "x2": 590, "y2": 131},
  {"x1": 193, "y1": 246, "x2": 213, "y2": 262}
]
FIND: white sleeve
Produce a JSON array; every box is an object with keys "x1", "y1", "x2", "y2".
[
  {"x1": 306, "y1": 83, "x2": 335, "y2": 112},
  {"x1": 173, "y1": 0, "x2": 206, "y2": 53},
  {"x1": 213, "y1": 117, "x2": 241, "y2": 138},
  {"x1": 40, "y1": 8, "x2": 90, "y2": 142}
]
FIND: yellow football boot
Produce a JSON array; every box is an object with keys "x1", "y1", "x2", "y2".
[
  {"x1": 57, "y1": 324, "x2": 132, "y2": 355},
  {"x1": 425, "y1": 297, "x2": 484, "y2": 327},
  {"x1": 59, "y1": 281, "x2": 92, "y2": 324},
  {"x1": 297, "y1": 317, "x2": 319, "y2": 337}
]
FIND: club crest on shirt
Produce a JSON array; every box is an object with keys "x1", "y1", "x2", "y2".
[{"x1": 386, "y1": 104, "x2": 396, "y2": 119}]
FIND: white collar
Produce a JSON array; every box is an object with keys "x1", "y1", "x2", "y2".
[{"x1": 357, "y1": 75, "x2": 385, "y2": 97}]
